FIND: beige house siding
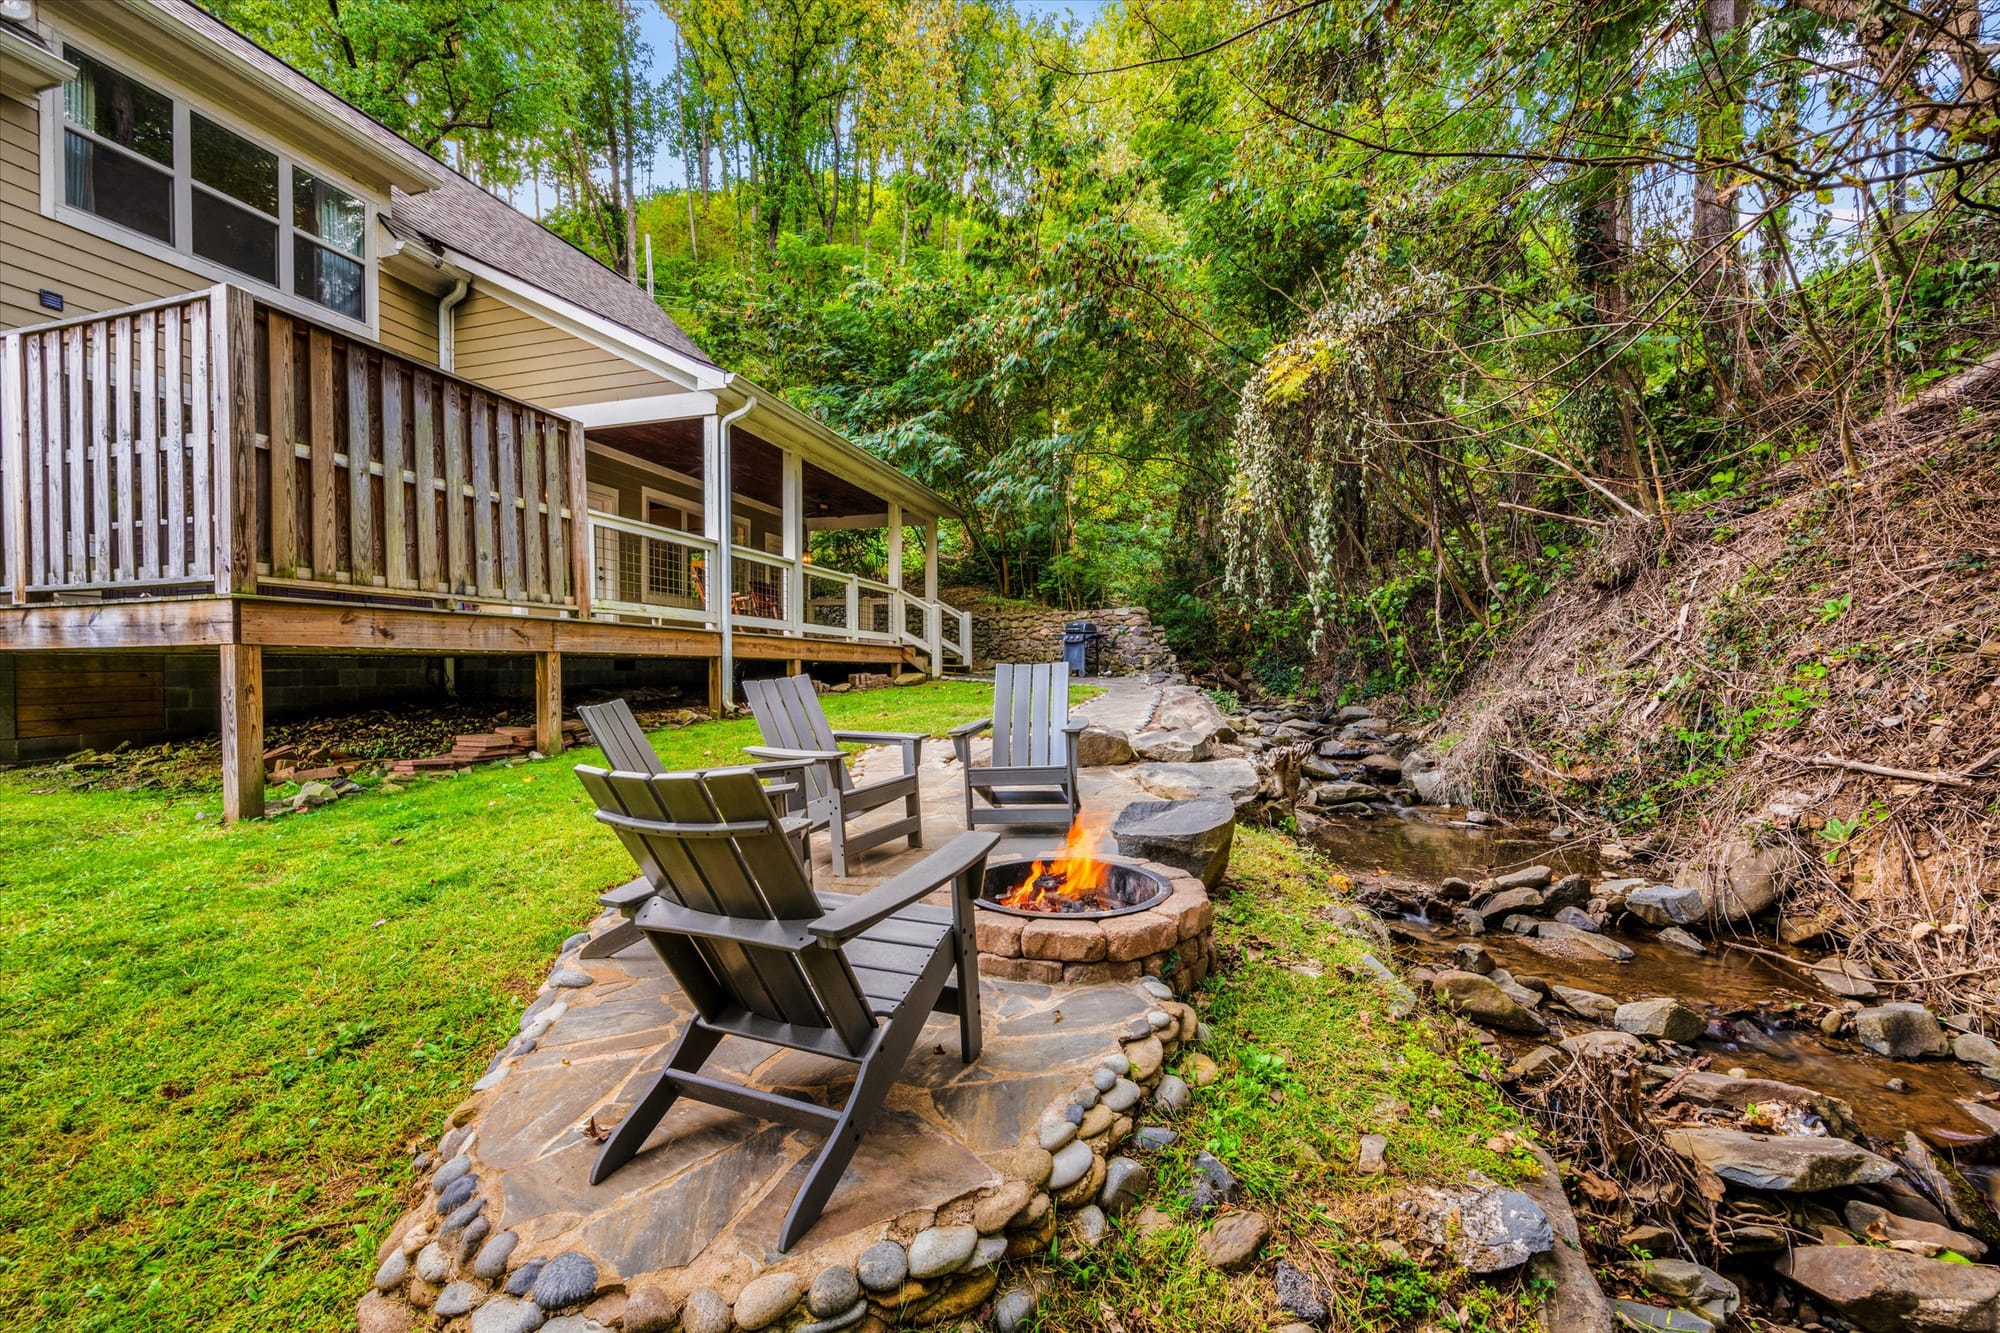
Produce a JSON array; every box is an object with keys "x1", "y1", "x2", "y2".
[
  {"x1": 452, "y1": 289, "x2": 676, "y2": 408},
  {"x1": 378, "y1": 272, "x2": 438, "y2": 364},
  {"x1": 0, "y1": 95, "x2": 208, "y2": 330}
]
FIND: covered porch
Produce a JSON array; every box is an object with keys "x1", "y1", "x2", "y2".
[{"x1": 0, "y1": 284, "x2": 972, "y2": 818}]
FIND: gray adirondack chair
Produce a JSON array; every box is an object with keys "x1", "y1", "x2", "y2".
[
  {"x1": 575, "y1": 762, "x2": 999, "y2": 1252},
  {"x1": 574, "y1": 699, "x2": 815, "y2": 959},
  {"x1": 742, "y1": 674, "x2": 926, "y2": 876},
  {"x1": 950, "y1": 662, "x2": 1089, "y2": 828}
]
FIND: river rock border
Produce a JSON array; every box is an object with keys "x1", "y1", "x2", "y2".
[
  {"x1": 972, "y1": 868, "x2": 1216, "y2": 992},
  {"x1": 358, "y1": 966, "x2": 1208, "y2": 1333}
]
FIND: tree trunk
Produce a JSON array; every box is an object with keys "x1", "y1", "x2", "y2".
[{"x1": 1693, "y1": 0, "x2": 1745, "y2": 408}]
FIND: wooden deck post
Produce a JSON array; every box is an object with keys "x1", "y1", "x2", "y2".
[
  {"x1": 535, "y1": 650, "x2": 564, "y2": 754},
  {"x1": 220, "y1": 643, "x2": 264, "y2": 822},
  {"x1": 706, "y1": 656, "x2": 725, "y2": 716},
  {"x1": 210, "y1": 286, "x2": 258, "y2": 596}
]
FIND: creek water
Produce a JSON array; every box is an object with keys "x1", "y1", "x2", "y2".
[{"x1": 1305, "y1": 808, "x2": 2000, "y2": 1146}]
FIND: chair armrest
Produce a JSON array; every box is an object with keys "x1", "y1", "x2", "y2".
[
  {"x1": 833, "y1": 729, "x2": 923, "y2": 774},
  {"x1": 1062, "y1": 716, "x2": 1090, "y2": 733},
  {"x1": 947, "y1": 718, "x2": 993, "y2": 740},
  {"x1": 745, "y1": 744, "x2": 846, "y2": 763},
  {"x1": 810, "y1": 831, "x2": 1001, "y2": 943},
  {"x1": 635, "y1": 895, "x2": 819, "y2": 949}
]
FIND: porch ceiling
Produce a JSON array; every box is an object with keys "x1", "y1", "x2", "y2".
[{"x1": 586, "y1": 423, "x2": 896, "y2": 520}]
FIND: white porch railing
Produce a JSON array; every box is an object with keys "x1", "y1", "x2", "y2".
[{"x1": 583, "y1": 509, "x2": 970, "y2": 669}]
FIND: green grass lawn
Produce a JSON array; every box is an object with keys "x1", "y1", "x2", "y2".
[
  {"x1": 1035, "y1": 829, "x2": 1536, "y2": 1332},
  {"x1": 0, "y1": 681, "x2": 1009, "y2": 1332}
]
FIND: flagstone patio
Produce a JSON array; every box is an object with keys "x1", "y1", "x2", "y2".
[{"x1": 360, "y1": 678, "x2": 1222, "y2": 1333}]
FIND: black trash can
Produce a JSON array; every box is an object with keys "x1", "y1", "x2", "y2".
[{"x1": 1062, "y1": 620, "x2": 1105, "y2": 675}]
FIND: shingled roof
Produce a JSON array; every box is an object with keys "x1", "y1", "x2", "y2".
[{"x1": 158, "y1": 0, "x2": 716, "y2": 369}]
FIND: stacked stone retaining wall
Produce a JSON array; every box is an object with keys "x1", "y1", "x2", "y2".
[{"x1": 941, "y1": 588, "x2": 1177, "y2": 676}]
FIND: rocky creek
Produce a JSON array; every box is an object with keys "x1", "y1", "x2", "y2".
[{"x1": 1203, "y1": 694, "x2": 2000, "y2": 1330}]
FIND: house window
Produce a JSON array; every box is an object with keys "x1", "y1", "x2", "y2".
[
  {"x1": 56, "y1": 45, "x2": 371, "y2": 326},
  {"x1": 191, "y1": 113, "x2": 278, "y2": 284},
  {"x1": 61, "y1": 52, "x2": 173, "y2": 243},
  {"x1": 294, "y1": 169, "x2": 365, "y2": 319}
]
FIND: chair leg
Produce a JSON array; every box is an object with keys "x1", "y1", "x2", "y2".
[
  {"x1": 954, "y1": 879, "x2": 983, "y2": 1065},
  {"x1": 578, "y1": 918, "x2": 644, "y2": 959},
  {"x1": 778, "y1": 974, "x2": 944, "y2": 1251},
  {"x1": 827, "y1": 814, "x2": 849, "y2": 878},
  {"x1": 590, "y1": 1022, "x2": 723, "y2": 1185},
  {"x1": 905, "y1": 785, "x2": 924, "y2": 850}
]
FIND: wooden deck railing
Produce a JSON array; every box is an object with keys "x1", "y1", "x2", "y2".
[{"x1": 2, "y1": 284, "x2": 586, "y2": 611}]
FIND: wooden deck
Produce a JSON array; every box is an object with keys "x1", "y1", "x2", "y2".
[{"x1": 0, "y1": 283, "x2": 970, "y2": 820}]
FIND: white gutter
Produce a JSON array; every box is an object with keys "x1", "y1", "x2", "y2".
[
  {"x1": 437, "y1": 277, "x2": 469, "y2": 372},
  {"x1": 715, "y1": 393, "x2": 756, "y2": 707}
]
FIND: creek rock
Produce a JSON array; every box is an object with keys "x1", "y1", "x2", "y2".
[
  {"x1": 1779, "y1": 1244, "x2": 2000, "y2": 1333},
  {"x1": 1626, "y1": 885, "x2": 1707, "y2": 928},
  {"x1": 1855, "y1": 1003, "x2": 1950, "y2": 1060},
  {"x1": 1542, "y1": 874, "x2": 1592, "y2": 912},
  {"x1": 1200, "y1": 1211, "x2": 1271, "y2": 1272},
  {"x1": 680, "y1": 1290, "x2": 731, "y2": 1333},
  {"x1": 1632, "y1": 1258, "x2": 1739, "y2": 1326},
  {"x1": 1657, "y1": 926, "x2": 1706, "y2": 954},
  {"x1": 1813, "y1": 956, "x2": 1881, "y2": 1000},
  {"x1": 1075, "y1": 725, "x2": 1136, "y2": 767},
  {"x1": 1477, "y1": 887, "x2": 1544, "y2": 917},
  {"x1": 1402, "y1": 749, "x2": 1447, "y2": 803},
  {"x1": 1131, "y1": 759, "x2": 1262, "y2": 813},
  {"x1": 1111, "y1": 797, "x2": 1236, "y2": 888},
  {"x1": 1614, "y1": 998, "x2": 1706, "y2": 1043},
  {"x1": 1491, "y1": 865, "x2": 1554, "y2": 892},
  {"x1": 1953, "y1": 1032, "x2": 2000, "y2": 1071},
  {"x1": 1846, "y1": 1200, "x2": 1988, "y2": 1259},
  {"x1": 1315, "y1": 780, "x2": 1383, "y2": 804},
  {"x1": 1534, "y1": 920, "x2": 1635, "y2": 961},
  {"x1": 1553, "y1": 985, "x2": 1620, "y2": 1022},
  {"x1": 1613, "y1": 1301, "x2": 1713, "y2": 1332},
  {"x1": 1684, "y1": 837, "x2": 1788, "y2": 922},
  {"x1": 1561, "y1": 1029, "x2": 1643, "y2": 1058},
  {"x1": 1663, "y1": 1128, "x2": 1898, "y2": 1192},
  {"x1": 1672, "y1": 1071, "x2": 1863, "y2": 1141},
  {"x1": 1431, "y1": 970, "x2": 1546, "y2": 1034}
]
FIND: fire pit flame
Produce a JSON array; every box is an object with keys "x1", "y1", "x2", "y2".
[{"x1": 997, "y1": 812, "x2": 1115, "y2": 912}]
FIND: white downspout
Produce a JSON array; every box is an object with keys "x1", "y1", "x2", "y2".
[
  {"x1": 715, "y1": 392, "x2": 756, "y2": 708},
  {"x1": 437, "y1": 277, "x2": 469, "y2": 371}
]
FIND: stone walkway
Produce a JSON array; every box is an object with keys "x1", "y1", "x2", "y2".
[{"x1": 363, "y1": 676, "x2": 1193, "y2": 1330}]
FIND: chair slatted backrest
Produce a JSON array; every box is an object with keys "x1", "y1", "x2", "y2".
[
  {"x1": 991, "y1": 662, "x2": 1071, "y2": 767},
  {"x1": 576, "y1": 764, "x2": 877, "y2": 1053},
  {"x1": 577, "y1": 700, "x2": 666, "y2": 775},
  {"x1": 743, "y1": 675, "x2": 852, "y2": 809}
]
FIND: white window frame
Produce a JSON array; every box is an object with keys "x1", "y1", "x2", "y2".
[{"x1": 38, "y1": 36, "x2": 380, "y2": 339}]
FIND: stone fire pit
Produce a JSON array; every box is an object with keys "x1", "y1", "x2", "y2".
[{"x1": 974, "y1": 854, "x2": 1216, "y2": 992}]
